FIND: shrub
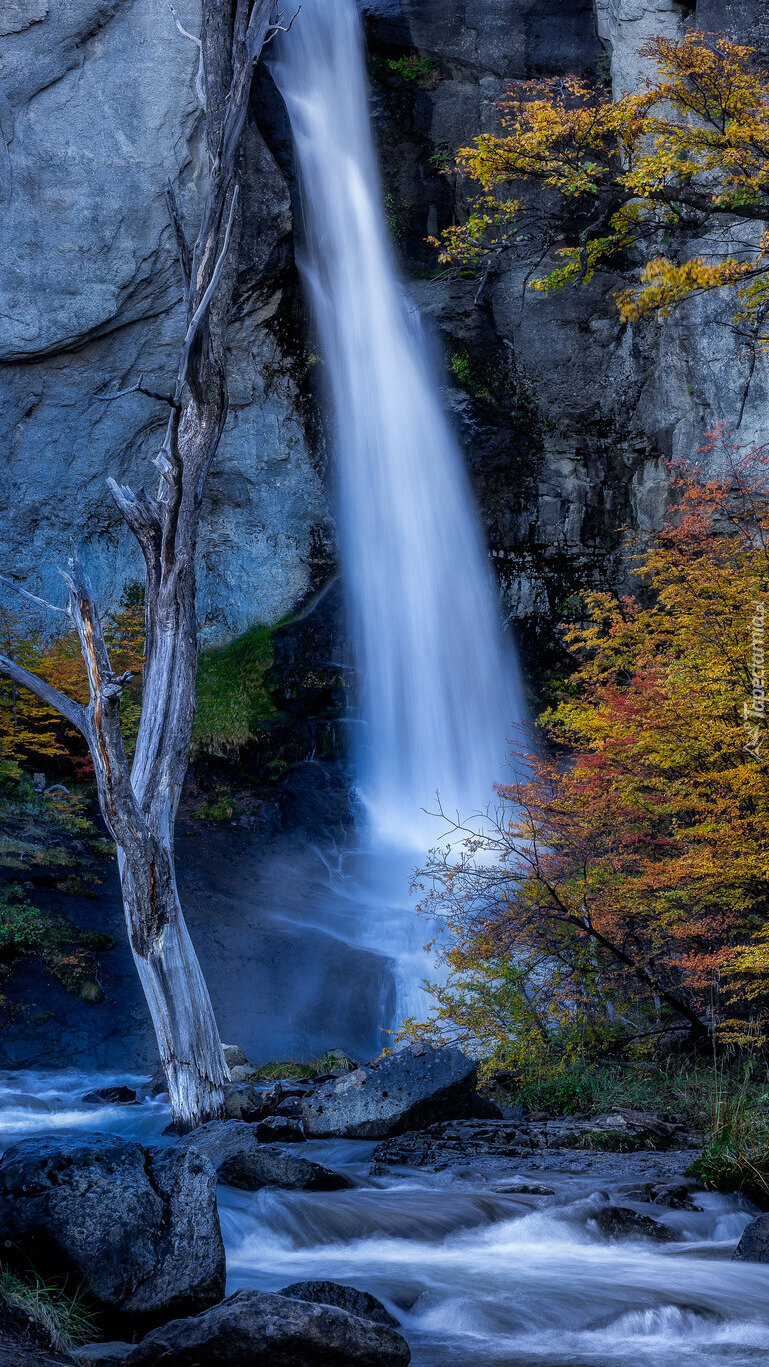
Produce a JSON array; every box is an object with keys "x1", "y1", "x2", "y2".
[{"x1": 0, "y1": 886, "x2": 114, "y2": 1000}]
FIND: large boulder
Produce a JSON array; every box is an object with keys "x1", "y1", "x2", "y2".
[
  {"x1": 176, "y1": 1120, "x2": 351, "y2": 1191},
  {"x1": 0, "y1": 1134, "x2": 224, "y2": 1321},
  {"x1": 302, "y1": 1044, "x2": 478, "y2": 1139},
  {"x1": 124, "y1": 1289, "x2": 411, "y2": 1366},
  {"x1": 733, "y1": 1213, "x2": 769, "y2": 1263}
]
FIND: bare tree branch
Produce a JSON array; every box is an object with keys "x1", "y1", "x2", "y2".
[
  {"x1": 97, "y1": 375, "x2": 181, "y2": 411},
  {"x1": 164, "y1": 182, "x2": 192, "y2": 295},
  {"x1": 169, "y1": 3, "x2": 206, "y2": 107},
  {"x1": 177, "y1": 182, "x2": 240, "y2": 394},
  {"x1": 0, "y1": 574, "x2": 69, "y2": 618},
  {"x1": 0, "y1": 652, "x2": 85, "y2": 732},
  {"x1": 263, "y1": 5, "x2": 301, "y2": 45}
]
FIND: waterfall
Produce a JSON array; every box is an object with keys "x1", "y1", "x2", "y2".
[{"x1": 271, "y1": 0, "x2": 525, "y2": 1020}]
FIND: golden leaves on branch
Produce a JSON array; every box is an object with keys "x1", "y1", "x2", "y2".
[{"x1": 437, "y1": 31, "x2": 769, "y2": 332}]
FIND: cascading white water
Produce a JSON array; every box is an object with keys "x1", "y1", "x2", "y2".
[{"x1": 271, "y1": 0, "x2": 524, "y2": 854}]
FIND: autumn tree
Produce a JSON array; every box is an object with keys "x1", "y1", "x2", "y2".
[
  {"x1": 411, "y1": 442, "x2": 769, "y2": 1077},
  {"x1": 437, "y1": 30, "x2": 769, "y2": 338},
  {"x1": 0, "y1": 596, "x2": 144, "y2": 775},
  {"x1": 0, "y1": 0, "x2": 297, "y2": 1131}
]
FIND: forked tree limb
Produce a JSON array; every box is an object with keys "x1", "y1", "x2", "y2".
[{"x1": 0, "y1": 652, "x2": 85, "y2": 733}]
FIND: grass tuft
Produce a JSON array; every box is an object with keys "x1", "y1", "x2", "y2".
[{"x1": 0, "y1": 1265, "x2": 95, "y2": 1353}]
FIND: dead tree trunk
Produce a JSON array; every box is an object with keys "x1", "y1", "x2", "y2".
[{"x1": 0, "y1": 0, "x2": 295, "y2": 1132}]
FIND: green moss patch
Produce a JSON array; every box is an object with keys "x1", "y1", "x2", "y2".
[
  {"x1": 193, "y1": 625, "x2": 278, "y2": 756},
  {"x1": 0, "y1": 885, "x2": 114, "y2": 1002}
]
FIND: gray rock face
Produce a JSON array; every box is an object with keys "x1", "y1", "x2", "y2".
[
  {"x1": 732, "y1": 1213, "x2": 769, "y2": 1263},
  {"x1": 175, "y1": 1119, "x2": 351, "y2": 1190},
  {"x1": 124, "y1": 1289, "x2": 412, "y2": 1367},
  {"x1": 0, "y1": 0, "x2": 328, "y2": 639},
  {"x1": 302, "y1": 1043, "x2": 478, "y2": 1139},
  {"x1": 0, "y1": 1133, "x2": 224, "y2": 1320}
]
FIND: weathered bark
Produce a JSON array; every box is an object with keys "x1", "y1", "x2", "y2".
[{"x1": 0, "y1": 0, "x2": 292, "y2": 1131}]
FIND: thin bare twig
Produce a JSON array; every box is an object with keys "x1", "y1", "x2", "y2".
[
  {"x1": 177, "y1": 183, "x2": 240, "y2": 393},
  {"x1": 97, "y1": 375, "x2": 181, "y2": 411},
  {"x1": 169, "y1": 3, "x2": 206, "y2": 107},
  {"x1": 263, "y1": 4, "x2": 301, "y2": 45},
  {"x1": 0, "y1": 574, "x2": 68, "y2": 617}
]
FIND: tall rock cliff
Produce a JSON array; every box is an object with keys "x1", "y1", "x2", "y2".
[
  {"x1": 0, "y1": 0, "x2": 328, "y2": 639},
  {"x1": 1, "y1": 0, "x2": 767, "y2": 670}
]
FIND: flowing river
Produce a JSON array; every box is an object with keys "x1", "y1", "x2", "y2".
[{"x1": 1, "y1": 1072, "x2": 768, "y2": 1366}]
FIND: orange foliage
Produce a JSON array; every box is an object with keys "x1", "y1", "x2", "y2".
[
  {"x1": 414, "y1": 439, "x2": 769, "y2": 1063},
  {"x1": 0, "y1": 591, "x2": 145, "y2": 775}
]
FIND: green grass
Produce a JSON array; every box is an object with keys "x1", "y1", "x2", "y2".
[
  {"x1": 0, "y1": 1265, "x2": 95, "y2": 1353},
  {"x1": 687, "y1": 1062, "x2": 769, "y2": 1206},
  {"x1": 247, "y1": 1051, "x2": 358, "y2": 1081},
  {"x1": 193, "y1": 625, "x2": 278, "y2": 756}
]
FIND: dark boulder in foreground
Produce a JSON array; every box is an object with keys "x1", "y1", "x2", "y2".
[
  {"x1": 0, "y1": 1133, "x2": 224, "y2": 1321},
  {"x1": 279, "y1": 1281, "x2": 400, "y2": 1329},
  {"x1": 733, "y1": 1213, "x2": 769, "y2": 1262},
  {"x1": 176, "y1": 1119, "x2": 351, "y2": 1190},
  {"x1": 124, "y1": 1289, "x2": 411, "y2": 1366},
  {"x1": 592, "y1": 1205, "x2": 675, "y2": 1243},
  {"x1": 302, "y1": 1044, "x2": 478, "y2": 1139}
]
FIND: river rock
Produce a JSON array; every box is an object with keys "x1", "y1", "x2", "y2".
[
  {"x1": 732, "y1": 1213, "x2": 769, "y2": 1262},
  {"x1": 625, "y1": 1180, "x2": 701, "y2": 1211},
  {"x1": 279, "y1": 1282, "x2": 400, "y2": 1329},
  {"x1": 223, "y1": 1045, "x2": 250, "y2": 1070},
  {"x1": 176, "y1": 1120, "x2": 349, "y2": 1190},
  {"x1": 0, "y1": 1133, "x2": 224, "y2": 1320},
  {"x1": 71, "y1": 1346, "x2": 134, "y2": 1365},
  {"x1": 592, "y1": 1205, "x2": 676, "y2": 1243},
  {"x1": 302, "y1": 1044, "x2": 478, "y2": 1139},
  {"x1": 81, "y1": 1086, "x2": 138, "y2": 1106},
  {"x1": 223, "y1": 1082, "x2": 276, "y2": 1122},
  {"x1": 256, "y1": 1115, "x2": 305, "y2": 1142},
  {"x1": 220, "y1": 1146, "x2": 350, "y2": 1192},
  {"x1": 124, "y1": 1289, "x2": 411, "y2": 1366}
]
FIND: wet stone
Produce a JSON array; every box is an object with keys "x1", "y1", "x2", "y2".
[
  {"x1": 591, "y1": 1205, "x2": 677, "y2": 1243},
  {"x1": 81, "y1": 1086, "x2": 138, "y2": 1106}
]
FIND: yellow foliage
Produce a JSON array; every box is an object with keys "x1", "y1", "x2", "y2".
[{"x1": 438, "y1": 32, "x2": 769, "y2": 334}]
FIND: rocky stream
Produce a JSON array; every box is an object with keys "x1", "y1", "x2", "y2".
[{"x1": 1, "y1": 1045, "x2": 768, "y2": 1366}]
